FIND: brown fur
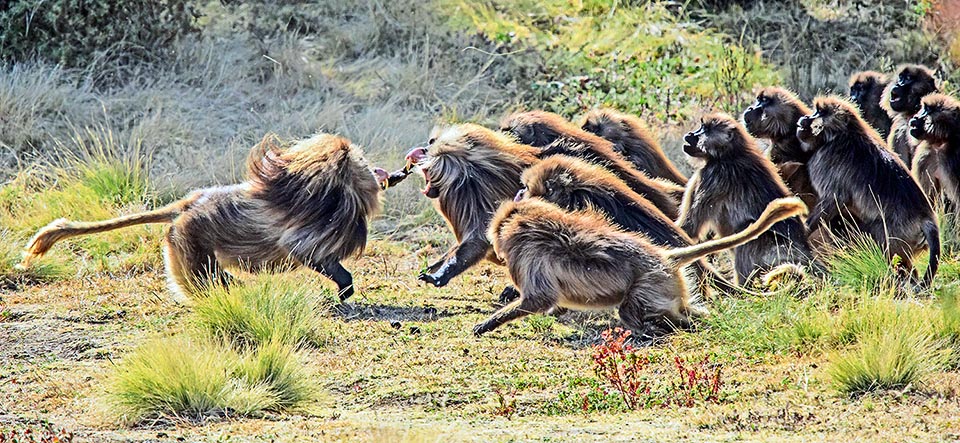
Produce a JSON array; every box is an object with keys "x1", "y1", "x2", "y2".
[
  {"x1": 474, "y1": 196, "x2": 805, "y2": 337},
  {"x1": 798, "y1": 95, "x2": 940, "y2": 289},
  {"x1": 742, "y1": 87, "x2": 818, "y2": 209},
  {"x1": 909, "y1": 93, "x2": 960, "y2": 208},
  {"x1": 882, "y1": 64, "x2": 939, "y2": 166},
  {"x1": 679, "y1": 113, "x2": 819, "y2": 285},
  {"x1": 500, "y1": 110, "x2": 682, "y2": 218},
  {"x1": 849, "y1": 71, "x2": 893, "y2": 138},
  {"x1": 579, "y1": 108, "x2": 688, "y2": 186},
  {"x1": 21, "y1": 133, "x2": 383, "y2": 300}
]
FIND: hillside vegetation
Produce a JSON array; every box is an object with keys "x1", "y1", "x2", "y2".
[{"x1": 3, "y1": 1, "x2": 960, "y2": 442}]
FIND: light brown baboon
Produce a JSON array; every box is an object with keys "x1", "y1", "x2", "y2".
[
  {"x1": 20, "y1": 133, "x2": 387, "y2": 300},
  {"x1": 909, "y1": 93, "x2": 960, "y2": 208},
  {"x1": 518, "y1": 155, "x2": 740, "y2": 296},
  {"x1": 499, "y1": 110, "x2": 683, "y2": 219},
  {"x1": 474, "y1": 196, "x2": 806, "y2": 337},
  {"x1": 882, "y1": 64, "x2": 939, "y2": 166},
  {"x1": 798, "y1": 96, "x2": 940, "y2": 289},
  {"x1": 579, "y1": 108, "x2": 688, "y2": 186},
  {"x1": 742, "y1": 87, "x2": 818, "y2": 210},
  {"x1": 849, "y1": 71, "x2": 894, "y2": 138},
  {"x1": 679, "y1": 113, "x2": 818, "y2": 285},
  {"x1": 403, "y1": 124, "x2": 540, "y2": 288}
]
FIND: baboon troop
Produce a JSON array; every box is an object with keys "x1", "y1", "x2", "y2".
[{"x1": 20, "y1": 63, "x2": 956, "y2": 338}]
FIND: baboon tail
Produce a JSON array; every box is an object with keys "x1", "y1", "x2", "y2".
[
  {"x1": 920, "y1": 219, "x2": 940, "y2": 290},
  {"x1": 19, "y1": 199, "x2": 190, "y2": 268},
  {"x1": 665, "y1": 197, "x2": 807, "y2": 268}
]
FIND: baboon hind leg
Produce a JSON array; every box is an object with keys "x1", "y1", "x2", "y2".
[
  {"x1": 473, "y1": 288, "x2": 556, "y2": 336},
  {"x1": 302, "y1": 258, "x2": 354, "y2": 301},
  {"x1": 164, "y1": 226, "x2": 230, "y2": 297}
]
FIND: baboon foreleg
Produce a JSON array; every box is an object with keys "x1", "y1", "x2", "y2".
[
  {"x1": 473, "y1": 291, "x2": 555, "y2": 336},
  {"x1": 806, "y1": 194, "x2": 840, "y2": 232},
  {"x1": 419, "y1": 234, "x2": 490, "y2": 287},
  {"x1": 305, "y1": 259, "x2": 354, "y2": 301}
]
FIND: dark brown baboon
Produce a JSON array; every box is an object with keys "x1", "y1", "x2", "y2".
[
  {"x1": 849, "y1": 71, "x2": 894, "y2": 138},
  {"x1": 798, "y1": 96, "x2": 940, "y2": 289},
  {"x1": 20, "y1": 133, "x2": 387, "y2": 300},
  {"x1": 518, "y1": 155, "x2": 740, "y2": 296},
  {"x1": 404, "y1": 124, "x2": 540, "y2": 288},
  {"x1": 742, "y1": 87, "x2": 818, "y2": 210},
  {"x1": 578, "y1": 108, "x2": 688, "y2": 186},
  {"x1": 500, "y1": 110, "x2": 682, "y2": 219},
  {"x1": 909, "y1": 93, "x2": 960, "y2": 208},
  {"x1": 679, "y1": 113, "x2": 818, "y2": 285},
  {"x1": 883, "y1": 64, "x2": 939, "y2": 166},
  {"x1": 474, "y1": 196, "x2": 806, "y2": 337}
]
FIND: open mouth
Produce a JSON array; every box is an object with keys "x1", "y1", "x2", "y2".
[{"x1": 421, "y1": 168, "x2": 433, "y2": 196}]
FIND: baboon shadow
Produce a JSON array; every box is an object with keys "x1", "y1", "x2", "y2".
[{"x1": 333, "y1": 302, "x2": 456, "y2": 323}]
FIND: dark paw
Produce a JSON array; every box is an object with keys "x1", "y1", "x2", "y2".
[
  {"x1": 338, "y1": 286, "x2": 355, "y2": 301},
  {"x1": 418, "y1": 272, "x2": 446, "y2": 287},
  {"x1": 497, "y1": 286, "x2": 520, "y2": 305},
  {"x1": 472, "y1": 323, "x2": 489, "y2": 337}
]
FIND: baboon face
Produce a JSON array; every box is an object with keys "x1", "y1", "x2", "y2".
[
  {"x1": 910, "y1": 93, "x2": 960, "y2": 143},
  {"x1": 373, "y1": 167, "x2": 390, "y2": 189},
  {"x1": 797, "y1": 97, "x2": 857, "y2": 148},
  {"x1": 499, "y1": 111, "x2": 565, "y2": 147},
  {"x1": 743, "y1": 87, "x2": 808, "y2": 139},
  {"x1": 683, "y1": 114, "x2": 750, "y2": 159},
  {"x1": 886, "y1": 65, "x2": 938, "y2": 114},
  {"x1": 518, "y1": 158, "x2": 578, "y2": 204},
  {"x1": 849, "y1": 72, "x2": 887, "y2": 109}
]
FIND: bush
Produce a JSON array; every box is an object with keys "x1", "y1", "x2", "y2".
[{"x1": 0, "y1": 0, "x2": 199, "y2": 73}]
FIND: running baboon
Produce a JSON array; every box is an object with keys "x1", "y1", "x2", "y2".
[
  {"x1": 20, "y1": 133, "x2": 388, "y2": 300},
  {"x1": 404, "y1": 124, "x2": 540, "y2": 287},
  {"x1": 883, "y1": 64, "x2": 939, "y2": 166},
  {"x1": 798, "y1": 96, "x2": 940, "y2": 289},
  {"x1": 579, "y1": 108, "x2": 688, "y2": 186},
  {"x1": 679, "y1": 113, "x2": 818, "y2": 285},
  {"x1": 500, "y1": 110, "x2": 682, "y2": 218},
  {"x1": 474, "y1": 196, "x2": 806, "y2": 337},
  {"x1": 742, "y1": 87, "x2": 818, "y2": 209},
  {"x1": 518, "y1": 155, "x2": 740, "y2": 296},
  {"x1": 849, "y1": 71, "x2": 893, "y2": 138},
  {"x1": 910, "y1": 93, "x2": 960, "y2": 208}
]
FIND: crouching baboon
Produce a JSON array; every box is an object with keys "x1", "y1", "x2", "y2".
[
  {"x1": 742, "y1": 87, "x2": 818, "y2": 209},
  {"x1": 849, "y1": 71, "x2": 894, "y2": 138},
  {"x1": 679, "y1": 114, "x2": 818, "y2": 285},
  {"x1": 910, "y1": 93, "x2": 960, "y2": 208},
  {"x1": 579, "y1": 108, "x2": 688, "y2": 186},
  {"x1": 883, "y1": 64, "x2": 940, "y2": 166},
  {"x1": 798, "y1": 96, "x2": 940, "y2": 289},
  {"x1": 474, "y1": 197, "x2": 806, "y2": 337},
  {"x1": 404, "y1": 124, "x2": 540, "y2": 287},
  {"x1": 500, "y1": 110, "x2": 682, "y2": 219},
  {"x1": 20, "y1": 133, "x2": 388, "y2": 300},
  {"x1": 518, "y1": 155, "x2": 740, "y2": 296}
]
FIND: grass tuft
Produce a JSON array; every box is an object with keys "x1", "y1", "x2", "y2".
[
  {"x1": 829, "y1": 326, "x2": 948, "y2": 395},
  {"x1": 822, "y1": 231, "x2": 892, "y2": 291}
]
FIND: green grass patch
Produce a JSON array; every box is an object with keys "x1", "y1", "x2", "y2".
[
  {"x1": 822, "y1": 232, "x2": 893, "y2": 291},
  {"x1": 194, "y1": 276, "x2": 334, "y2": 349},
  {"x1": 829, "y1": 327, "x2": 949, "y2": 396}
]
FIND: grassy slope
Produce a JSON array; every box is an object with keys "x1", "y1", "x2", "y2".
[{"x1": 3, "y1": 1, "x2": 960, "y2": 442}]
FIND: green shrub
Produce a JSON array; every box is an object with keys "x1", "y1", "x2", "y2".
[{"x1": 0, "y1": 0, "x2": 199, "y2": 73}]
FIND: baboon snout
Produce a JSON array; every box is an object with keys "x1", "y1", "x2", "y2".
[
  {"x1": 373, "y1": 167, "x2": 389, "y2": 184},
  {"x1": 683, "y1": 132, "x2": 699, "y2": 147},
  {"x1": 909, "y1": 116, "x2": 926, "y2": 138}
]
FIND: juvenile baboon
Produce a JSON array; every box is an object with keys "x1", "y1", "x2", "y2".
[
  {"x1": 500, "y1": 110, "x2": 682, "y2": 218},
  {"x1": 679, "y1": 113, "x2": 818, "y2": 285},
  {"x1": 474, "y1": 196, "x2": 806, "y2": 337},
  {"x1": 742, "y1": 87, "x2": 818, "y2": 209},
  {"x1": 519, "y1": 155, "x2": 744, "y2": 296},
  {"x1": 909, "y1": 93, "x2": 960, "y2": 208},
  {"x1": 404, "y1": 124, "x2": 540, "y2": 287},
  {"x1": 20, "y1": 133, "x2": 388, "y2": 300},
  {"x1": 883, "y1": 64, "x2": 939, "y2": 166},
  {"x1": 849, "y1": 71, "x2": 893, "y2": 138},
  {"x1": 798, "y1": 96, "x2": 940, "y2": 289},
  {"x1": 579, "y1": 108, "x2": 688, "y2": 186}
]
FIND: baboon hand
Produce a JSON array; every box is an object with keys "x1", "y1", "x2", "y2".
[
  {"x1": 418, "y1": 272, "x2": 448, "y2": 287},
  {"x1": 472, "y1": 323, "x2": 490, "y2": 337},
  {"x1": 338, "y1": 285, "x2": 355, "y2": 301}
]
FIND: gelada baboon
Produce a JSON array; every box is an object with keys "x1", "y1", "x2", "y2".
[
  {"x1": 679, "y1": 113, "x2": 818, "y2": 285},
  {"x1": 20, "y1": 133, "x2": 388, "y2": 300},
  {"x1": 909, "y1": 93, "x2": 960, "y2": 208},
  {"x1": 798, "y1": 96, "x2": 940, "y2": 289},
  {"x1": 849, "y1": 71, "x2": 894, "y2": 139},
  {"x1": 883, "y1": 64, "x2": 939, "y2": 166},
  {"x1": 578, "y1": 108, "x2": 688, "y2": 186},
  {"x1": 403, "y1": 124, "x2": 540, "y2": 287},
  {"x1": 517, "y1": 155, "x2": 740, "y2": 296},
  {"x1": 742, "y1": 87, "x2": 818, "y2": 209},
  {"x1": 474, "y1": 196, "x2": 806, "y2": 337},
  {"x1": 500, "y1": 110, "x2": 682, "y2": 219}
]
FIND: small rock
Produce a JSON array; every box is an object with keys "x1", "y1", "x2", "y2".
[
  {"x1": 390, "y1": 321, "x2": 401, "y2": 329},
  {"x1": 409, "y1": 326, "x2": 421, "y2": 334}
]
